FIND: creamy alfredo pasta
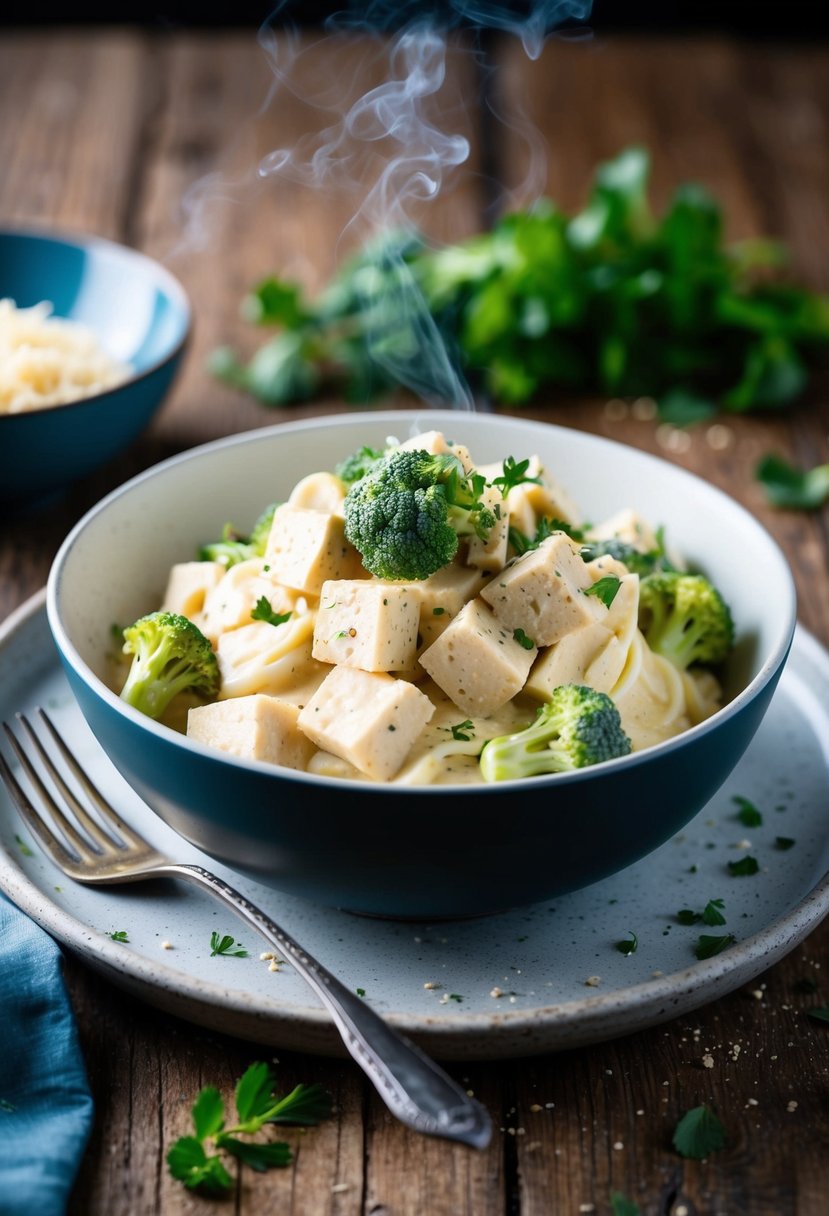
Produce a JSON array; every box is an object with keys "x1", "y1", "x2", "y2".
[
  {"x1": 148, "y1": 430, "x2": 726, "y2": 786},
  {"x1": 0, "y1": 299, "x2": 128, "y2": 414}
]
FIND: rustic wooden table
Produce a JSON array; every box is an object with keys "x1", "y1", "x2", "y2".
[{"x1": 2, "y1": 27, "x2": 829, "y2": 1216}]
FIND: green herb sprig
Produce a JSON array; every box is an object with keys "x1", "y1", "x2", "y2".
[
  {"x1": 251, "y1": 596, "x2": 292, "y2": 627},
  {"x1": 167, "y1": 1062, "x2": 331, "y2": 1195},
  {"x1": 211, "y1": 148, "x2": 829, "y2": 416},
  {"x1": 672, "y1": 1104, "x2": 727, "y2": 1159}
]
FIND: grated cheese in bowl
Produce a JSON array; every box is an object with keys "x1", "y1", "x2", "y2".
[{"x1": 0, "y1": 298, "x2": 130, "y2": 414}]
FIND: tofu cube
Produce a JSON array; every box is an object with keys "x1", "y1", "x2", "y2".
[
  {"x1": 525, "y1": 622, "x2": 621, "y2": 700},
  {"x1": 297, "y1": 666, "x2": 434, "y2": 781},
  {"x1": 466, "y1": 485, "x2": 509, "y2": 572},
  {"x1": 395, "y1": 430, "x2": 475, "y2": 473},
  {"x1": 416, "y1": 563, "x2": 489, "y2": 650},
  {"x1": 187, "y1": 695, "x2": 316, "y2": 770},
  {"x1": 264, "y1": 505, "x2": 366, "y2": 595},
  {"x1": 480, "y1": 533, "x2": 605, "y2": 647},
  {"x1": 312, "y1": 580, "x2": 420, "y2": 671},
  {"x1": 418, "y1": 598, "x2": 536, "y2": 717},
  {"x1": 586, "y1": 508, "x2": 659, "y2": 553},
  {"x1": 161, "y1": 561, "x2": 225, "y2": 627}
]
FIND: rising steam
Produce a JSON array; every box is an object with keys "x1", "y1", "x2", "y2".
[{"x1": 183, "y1": 1, "x2": 593, "y2": 408}]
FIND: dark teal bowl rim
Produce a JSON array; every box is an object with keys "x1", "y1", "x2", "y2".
[{"x1": 0, "y1": 224, "x2": 191, "y2": 424}]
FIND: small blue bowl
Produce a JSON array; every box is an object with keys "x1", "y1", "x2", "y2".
[{"x1": 0, "y1": 228, "x2": 190, "y2": 504}]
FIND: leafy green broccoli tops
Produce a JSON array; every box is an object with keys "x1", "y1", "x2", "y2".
[
  {"x1": 120, "y1": 611, "x2": 219, "y2": 720},
  {"x1": 343, "y1": 447, "x2": 496, "y2": 581},
  {"x1": 479, "y1": 684, "x2": 632, "y2": 783},
  {"x1": 638, "y1": 571, "x2": 734, "y2": 670}
]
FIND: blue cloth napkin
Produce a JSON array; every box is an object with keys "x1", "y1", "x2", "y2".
[{"x1": 0, "y1": 894, "x2": 93, "y2": 1216}]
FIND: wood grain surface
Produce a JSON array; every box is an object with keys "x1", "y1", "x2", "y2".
[{"x1": 1, "y1": 28, "x2": 828, "y2": 1216}]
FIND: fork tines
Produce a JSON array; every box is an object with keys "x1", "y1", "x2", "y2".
[{"x1": 0, "y1": 708, "x2": 133, "y2": 865}]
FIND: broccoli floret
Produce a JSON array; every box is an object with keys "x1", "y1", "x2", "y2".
[
  {"x1": 119, "y1": 611, "x2": 219, "y2": 720},
  {"x1": 479, "y1": 684, "x2": 632, "y2": 782},
  {"x1": 638, "y1": 571, "x2": 734, "y2": 669},
  {"x1": 335, "y1": 444, "x2": 386, "y2": 484},
  {"x1": 579, "y1": 532, "x2": 674, "y2": 576},
  {"x1": 198, "y1": 503, "x2": 278, "y2": 567},
  {"x1": 343, "y1": 447, "x2": 496, "y2": 580}
]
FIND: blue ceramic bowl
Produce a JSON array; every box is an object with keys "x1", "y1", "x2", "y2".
[
  {"x1": 0, "y1": 228, "x2": 190, "y2": 503},
  {"x1": 47, "y1": 411, "x2": 796, "y2": 918}
]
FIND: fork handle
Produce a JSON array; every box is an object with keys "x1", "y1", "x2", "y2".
[{"x1": 160, "y1": 863, "x2": 491, "y2": 1149}]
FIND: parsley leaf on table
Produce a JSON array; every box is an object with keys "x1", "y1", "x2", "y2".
[
  {"x1": 755, "y1": 454, "x2": 829, "y2": 510},
  {"x1": 672, "y1": 1104, "x2": 727, "y2": 1159},
  {"x1": 167, "y1": 1062, "x2": 332, "y2": 1196},
  {"x1": 108, "y1": 930, "x2": 130, "y2": 943},
  {"x1": 610, "y1": 1194, "x2": 641, "y2": 1216}
]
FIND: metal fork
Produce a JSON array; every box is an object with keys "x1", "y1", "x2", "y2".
[{"x1": 0, "y1": 707, "x2": 491, "y2": 1150}]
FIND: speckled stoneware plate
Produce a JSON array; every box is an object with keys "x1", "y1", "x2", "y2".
[{"x1": 2, "y1": 590, "x2": 828, "y2": 1061}]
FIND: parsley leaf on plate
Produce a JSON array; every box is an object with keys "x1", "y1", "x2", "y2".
[
  {"x1": 584, "y1": 576, "x2": 622, "y2": 608},
  {"x1": 702, "y1": 899, "x2": 726, "y2": 927},
  {"x1": 733, "y1": 795, "x2": 762, "y2": 827},
  {"x1": 695, "y1": 933, "x2": 736, "y2": 960},
  {"x1": 250, "y1": 596, "x2": 292, "y2": 627},
  {"x1": 727, "y1": 856, "x2": 759, "y2": 877},
  {"x1": 615, "y1": 931, "x2": 638, "y2": 956},
  {"x1": 210, "y1": 931, "x2": 249, "y2": 958},
  {"x1": 672, "y1": 1104, "x2": 726, "y2": 1159}
]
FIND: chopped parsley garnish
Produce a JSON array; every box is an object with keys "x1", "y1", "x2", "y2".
[
  {"x1": 775, "y1": 836, "x2": 796, "y2": 850},
  {"x1": 448, "y1": 993, "x2": 464, "y2": 1003},
  {"x1": 108, "y1": 930, "x2": 130, "y2": 943},
  {"x1": 733, "y1": 795, "x2": 762, "y2": 827},
  {"x1": 490, "y1": 455, "x2": 541, "y2": 497},
  {"x1": 251, "y1": 597, "x2": 292, "y2": 627},
  {"x1": 356, "y1": 987, "x2": 366, "y2": 997},
  {"x1": 728, "y1": 856, "x2": 759, "y2": 877},
  {"x1": 694, "y1": 933, "x2": 735, "y2": 960},
  {"x1": 677, "y1": 909, "x2": 701, "y2": 925},
  {"x1": 672, "y1": 1104, "x2": 726, "y2": 1159},
  {"x1": 441, "y1": 719, "x2": 475, "y2": 742},
  {"x1": 807, "y1": 1007, "x2": 829, "y2": 1023},
  {"x1": 513, "y1": 628, "x2": 535, "y2": 650},
  {"x1": 702, "y1": 898, "x2": 726, "y2": 926},
  {"x1": 167, "y1": 1061, "x2": 331, "y2": 1195},
  {"x1": 584, "y1": 575, "x2": 622, "y2": 608},
  {"x1": 432, "y1": 606, "x2": 446, "y2": 615},
  {"x1": 615, "y1": 931, "x2": 638, "y2": 956},
  {"x1": 210, "y1": 932, "x2": 248, "y2": 958},
  {"x1": 14, "y1": 834, "x2": 33, "y2": 857}
]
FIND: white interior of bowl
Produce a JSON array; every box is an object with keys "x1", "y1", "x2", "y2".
[{"x1": 48, "y1": 410, "x2": 796, "y2": 776}]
